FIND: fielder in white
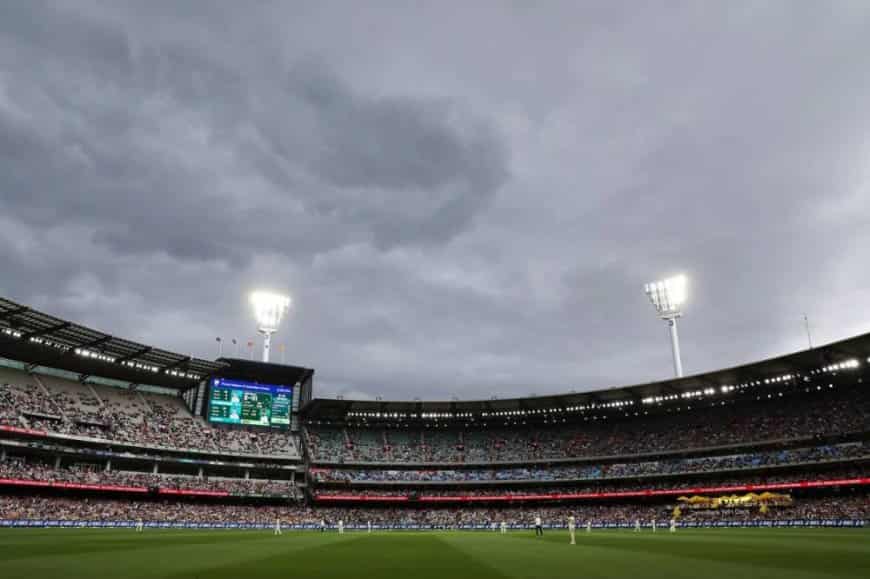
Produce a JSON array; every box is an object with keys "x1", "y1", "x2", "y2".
[
  {"x1": 568, "y1": 516, "x2": 576, "y2": 544},
  {"x1": 500, "y1": 521, "x2": 507, "y2": 534},
  {"x1": 651, "y1": 519, "x2": 657, "y2": 533},
  {"x1": 136, "y1": 518, "x2": 144, "y2": 533},
  {"x1": 367, "y1": 521, "x2": 372, "y2": 533},
  {"x1": 669, "y1": 518, "x2": 676, "y2": 533},
  {"x1": 586, "y1": 520, "x2": 591, "y2": 533},
  {"x1": 634, "y1": 519, "x2": 641, "y2": 532},
  {"x1": 274, "y1": 517, "x2": 282, "y2": 536},
  {"x1": 338, "y1": 520, "x2": 344, "y2": 534}
]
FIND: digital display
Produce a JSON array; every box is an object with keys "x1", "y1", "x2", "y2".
[{"x1": 207, "y1": 378, "x2": 292, "y2": 428}]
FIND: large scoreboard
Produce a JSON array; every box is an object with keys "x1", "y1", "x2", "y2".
[{"x1": 207, "y1": 378, "x2": 292, "y2": 428}]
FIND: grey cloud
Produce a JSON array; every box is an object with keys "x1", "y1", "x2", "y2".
[
  {"x1": 280, "y1": 60, "x2": 510, "y2": 248},
  {"x1": 1, "y1": 1, "x2": 870, "y2": 401},
  {"x1": 0, "y1": 15, "x2": 509, "y2": 265}
]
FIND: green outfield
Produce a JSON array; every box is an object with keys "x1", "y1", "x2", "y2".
[{"x1": 1, "y1": 529, "x2": 868, "y2": 579}]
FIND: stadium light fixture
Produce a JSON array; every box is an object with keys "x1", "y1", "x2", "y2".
[
  {"x1": 250, "y1": 291, "x2": 291, "y2": 363},
  {"x1": 644, "y1": 274, "x2": 688, "y2": 378}
]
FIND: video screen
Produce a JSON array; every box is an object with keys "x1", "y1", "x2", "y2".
[{"x1": 207, "y1": 378, "x2": 292, "y2": 428}]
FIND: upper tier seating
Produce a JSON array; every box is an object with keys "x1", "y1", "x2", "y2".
[
  {"x1": 310, "y1": 442, "x2": 868, "y2": 483},
  {"x1": 305, "y1": 387, "x2": 869, "y2": 464},
  {"x1": 0, "y1": 371, "x2": 299, "y2": 458}
]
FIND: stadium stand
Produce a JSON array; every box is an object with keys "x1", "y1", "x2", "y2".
[
  {"x1": 0, "y1": 459, "x2": 296, "y2": 497},
  {"x1": 0, "y1": 297, "x2": 868, "y2": 529},
  {"x1": 304, "y1": 389, "x2": 867, "y2": 464},
  {"x1": 309, "y1": 443, "x2": 867, "y2": 483},
  {"x1": 311, "y1": 467, "x2": 870, "y2": 498},
  {"x1": 0, "y1": 371, "x2": 299, "y2": 458},
  {"x1": 0, "y1": 494, "x2": 865, "y2": 525}
]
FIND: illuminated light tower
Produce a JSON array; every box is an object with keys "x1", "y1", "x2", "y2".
[
  {"x1": 644, "y1": 274, "x2": 688, "y2": 378},
  {"x1": 250, "y1": 291, "x2": 291, "y2": 363}
]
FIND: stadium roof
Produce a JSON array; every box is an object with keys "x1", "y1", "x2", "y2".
[
  {"x1": 213, "y1": 357, "x2": 314, "y2": 388},
  {"x1": 0, "y1": 296, "x2": 226, "y2": 389},
  {"x1": 302, "y1": 330, "x2": 870, "y2": 420}
]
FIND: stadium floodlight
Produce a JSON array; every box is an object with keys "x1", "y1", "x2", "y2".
[
  {"x1": 250, "y1": 291, "x2": 291, "y2": 363},
  {"x1": 644, "y1": 274, "x2": 688, "y2": 378}
]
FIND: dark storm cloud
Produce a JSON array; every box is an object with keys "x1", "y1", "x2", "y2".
[
  {"x1": 1, "y1": 1, "x2": 870, "y2": 400},
  {"x1": 0, "y1": 4, "x2": 508, "y2": 267}
]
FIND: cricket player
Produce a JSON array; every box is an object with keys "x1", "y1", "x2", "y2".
[
  {"x1": 651, "y1": 519, "x2": 657, "y2": 533},
  {"x1": 586, "y1": 520, "x2": 591, "y2": 533},
  {"x1": 274, "y1": 517, "x2": 282, "y2": 536},
  {"x1": 500, "y1": 521, "x2": 507, "y2": 534},
  {"x1": 367, "y1": 521, "x2": 372, "y2": 533},
  {"x1": 320, "y1": 519, "x2": 326, "y2": 533},
  {"x1": 568, "y1": 516, "x2": 576, "y2": 545},
  {"x1": 634, "y1": 519, "x2": 641, "y2": 532},
  {"x1": 338, "y1": 520, "x2": 344, "y2": 534},
  {"x1": 534, "y1": 515, "x2": 544, "y2": 537},
  {"x1": 669, "y1": 518, "x2": 676, "y2": 533},
  {"x1": 136, "y1": 518, "x2": 144, "y2": 533}
]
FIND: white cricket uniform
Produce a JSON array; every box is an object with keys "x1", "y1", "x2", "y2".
[
  {"x1": 669, "y1": 519, "x2": 676, "y2": 533},
  {"x1": 136, "y1": 519, "x2": 144, "y2": 533},
  {"x1": 585, "y1": 521, "x2": 591, "y2": 533},
  {"x1": 367, "y1": 521, "x2": 372, "y2": 533},
  {"x1": 274, "y1": 519, "x2": 282, "y2": 535},
  {"x1": 500, "y1": 521, "x2": 507, "y2": 534},
  {"x1": 652, "y1": 519, "x2": 657, "y2": 533},
  {"x1": 338, "y1": 520, "x2": 344, "y2": 534},
  {"x1": 568, "y1": 516, "x2": 576, "y2": 544},
  {"x1": 534, "y1": 516, "x2": 543, "y2": 537},
  {"x1": 634, "y1": 519, "x2": 641, "y2": 532}
]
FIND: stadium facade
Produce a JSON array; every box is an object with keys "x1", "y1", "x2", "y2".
[{"x1": 0, "y1": 297, "x2": 866, "y2": 529}]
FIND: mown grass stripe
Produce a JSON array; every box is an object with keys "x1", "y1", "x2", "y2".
[{"x1": 0, "y1": 529, "x2": 866, "y2": 579}]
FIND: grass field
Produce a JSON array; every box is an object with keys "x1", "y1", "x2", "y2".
[{"x1": 1, "y1": 529, "x2": 868, "y2": 579}]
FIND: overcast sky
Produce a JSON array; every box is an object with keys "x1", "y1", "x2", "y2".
[{"x1": 1, "y1": 1, "x2": 869, "y2": 400}]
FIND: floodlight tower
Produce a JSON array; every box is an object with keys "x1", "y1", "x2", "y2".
[
  {"x1": 250, "y1": 291, "x2": 291, "y2": 363},
  {"x1": 644, "y1": 274, "x2": 688, "y2": 378}
]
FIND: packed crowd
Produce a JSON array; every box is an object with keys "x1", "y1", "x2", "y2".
[
  {"x1": 310, "y1": 443, "x2": 867, "y2": 483},
  {"x1": 0, "y1": 494, "x2": 865, "y2": 525},
  {"x1": 0, "y1": 380, "x2": 298, "y2": 457},
  {"x1": 312, "y1": 467, "x2": 870, "y2": 498},
  {"x1": 0, "y1": 460, "x2": 296, "y2": 496},
  {"x1": 306, "y1": 388, "x2": 869, "y2": 463}
]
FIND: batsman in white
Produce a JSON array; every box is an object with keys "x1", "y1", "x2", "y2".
[{"x1": 568, "y1": 515, "x2": 576, "y2": 545}]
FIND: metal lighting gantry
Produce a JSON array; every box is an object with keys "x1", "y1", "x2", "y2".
[
  {"x1": 250, "y1": 291, "x2": 291, "y2": 363},
  {"x1": 644, "y1": 274, "x2": 688, "y2": 378}
]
